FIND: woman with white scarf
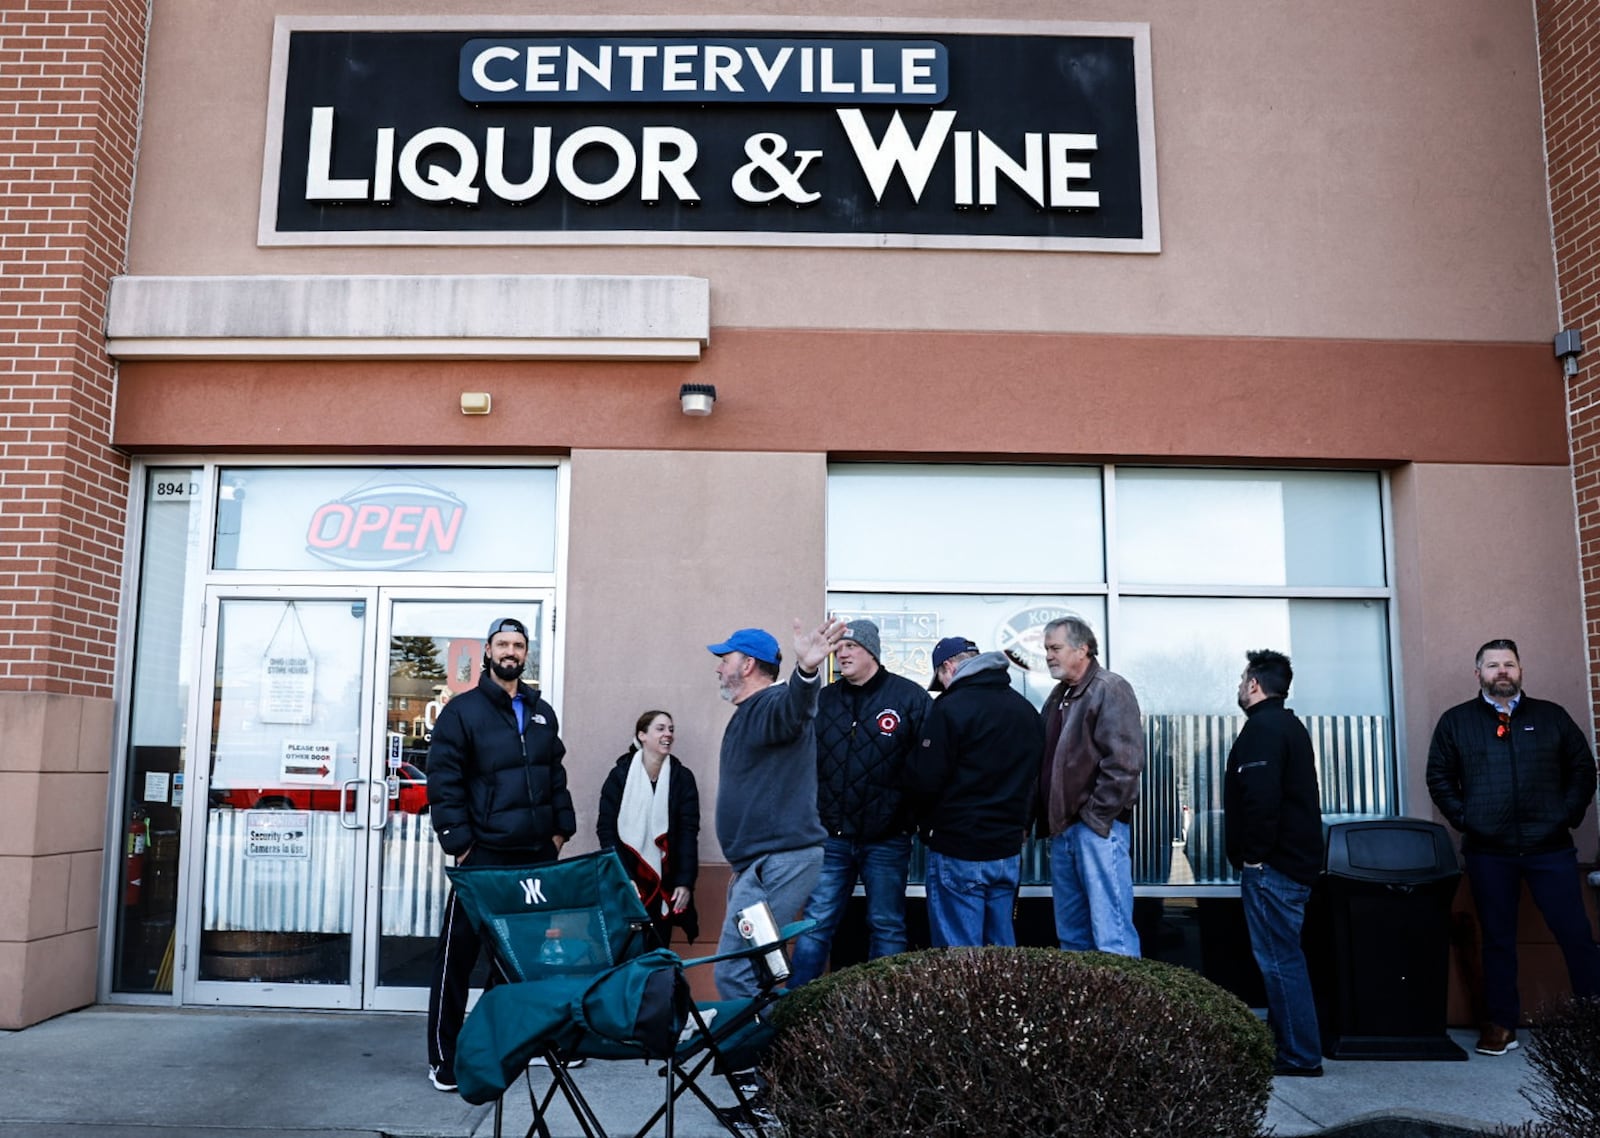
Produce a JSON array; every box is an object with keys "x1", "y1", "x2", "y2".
[{"x1": 596, "y1": 710, "x2": 701, "y2": 946}]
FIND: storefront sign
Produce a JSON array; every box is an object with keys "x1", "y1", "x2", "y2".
[
  {"x1": 245, "y1": 811, "x2": 312, "y2": 859},
  {"x1": 260, "y1": 654, "x2": 315, "y2": 725},
  {"x1": 997, "y1": 604, "x2": 1089, "y2": 674},
  {"x1": 281, "y1": 740, "x2": 337, "y2": 785},
  {"x1": 263, "y1": 20, "x2": 1157, "y2": 250},
  {"x1": 214, "y1": 466, "x2": 558, "y2": 573},
  {"x1": 304, "y1": 481, "x2": 467, "y2": 569}
]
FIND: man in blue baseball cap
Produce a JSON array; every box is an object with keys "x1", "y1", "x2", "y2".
[{"x1": 706, "y1": 616, "x2": 847, "y2": 999}]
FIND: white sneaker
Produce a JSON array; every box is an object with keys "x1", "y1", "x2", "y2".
[{"x1": 428, "y1": 1064, "x2": 458, "y2": 1092}]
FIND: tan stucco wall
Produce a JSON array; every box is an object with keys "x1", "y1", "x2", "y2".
[
  {"x1": 1391, "y1": 463, "x2": 1595, "y2": 843},
  {"x1": 558, "y1": 449, "x2": 828, "y2": 874},
  {"x1": 129, "y1": 0, "x2": 1556, "y2": 342},
  {"x1": 0, "y1": 693, "x2": 115, "y2": 1028}
]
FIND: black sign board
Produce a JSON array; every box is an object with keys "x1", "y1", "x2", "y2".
[{"x1": 263, "y1": 23, "x2": 1157, "y2": 249}]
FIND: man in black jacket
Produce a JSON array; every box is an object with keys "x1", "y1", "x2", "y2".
[
  {"x1": 1224, "y1": 649, "x2": 1325, "y2": 1077},
  {"x1": 1426, "y1": 638, "x2": 1600, "y2": 1057},
  {"x1": 424, "y1": 616, "x2": 576, "y2": 1092},
  {"x1": 788, "y1": 619, "x2": 932, "y2": 985},
  {"x1": 909, "y1": 636, "x2": 1044, "y2": 947}
]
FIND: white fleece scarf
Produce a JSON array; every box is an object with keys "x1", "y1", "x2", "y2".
[{"x1": 617, "y1": 749, "x2": 673, "y2": 918}]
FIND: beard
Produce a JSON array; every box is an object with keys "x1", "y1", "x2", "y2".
[
  {"x1": 1481, "y1": 676, "x2": 1520, "y2": 700},
  {"x1": 718, "y1": 677, "x2": 737, "y2": 702},
  {"x1": 485, "y1": 654, "x2": 524, "y2": 683}
]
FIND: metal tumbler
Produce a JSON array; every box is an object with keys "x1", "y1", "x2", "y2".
[{"x1": 735, "y1": 900, "x2": 790, "y2": 982}]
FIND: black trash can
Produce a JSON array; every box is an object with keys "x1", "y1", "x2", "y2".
[{"x1": 1307, "y1": 817, "x2": 1468, "y2": 1061}]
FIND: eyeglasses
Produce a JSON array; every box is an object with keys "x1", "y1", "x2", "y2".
[{"x1": 1496, "y1": 712, "x2": 1510, "y2": 739}]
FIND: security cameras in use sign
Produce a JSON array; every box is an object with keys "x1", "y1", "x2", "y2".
[{"x1": 265, "y1": 24, "x2": 1158, "y2": 249}]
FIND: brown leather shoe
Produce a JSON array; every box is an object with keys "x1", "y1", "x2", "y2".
[{"x1": 1475, "y1": 1024, "x2": 1518, "y2": 1055}]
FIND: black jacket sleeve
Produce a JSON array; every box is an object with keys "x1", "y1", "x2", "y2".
[
  {"x1": 1556, "y1": 706, "x2": 1599, "y2": 829},
  {"x1": 595, "y1": 759, "x2": 626, "y2": 850},
  {"x1": 1227, "y1": 722, "x2": 1283, "y2": 868},
  {"x1": 426, "y1": 700, "x2": 475, "y2": 856},
  {"x1": 1425, "y1": 714, "x2": 1467, "y2": 833},
  {"x1": 907, "y1": 703, "x2": 953, "y2": 819}
]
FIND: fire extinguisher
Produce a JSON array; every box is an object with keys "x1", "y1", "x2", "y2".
[{"x1": 124, "y1": 806, "x2": 149, "y2": 908}]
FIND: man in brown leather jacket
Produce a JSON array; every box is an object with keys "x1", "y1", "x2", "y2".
[{"x1": 1038, "y1": 616, "x2": 1144, "y2": 956}]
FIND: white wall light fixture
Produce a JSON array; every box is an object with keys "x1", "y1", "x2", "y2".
[{"x1": 679, "y1": 383, "x2": 716, "y2": 416}]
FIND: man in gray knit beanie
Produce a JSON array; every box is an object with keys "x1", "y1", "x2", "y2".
[{"x1": 789, "y1": 618, "x2": 932, "y2": 985}]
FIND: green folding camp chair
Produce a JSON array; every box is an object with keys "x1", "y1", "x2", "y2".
[{"x1": 446, "y1": 849, "x2": 811, "y2": 1138}]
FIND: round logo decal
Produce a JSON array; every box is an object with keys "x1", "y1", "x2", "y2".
[{"x1": 875, "y1": 708, "x2": 902, "y2": 734}]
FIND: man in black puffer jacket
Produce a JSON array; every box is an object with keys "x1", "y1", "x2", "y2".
[
  {"x1": 1426, "y1": 637, "x2": 1599, "y2": 1058},
  {"x1": 424, "y1": 616, "x2": 575, "y2": 1093},
  {"x1": 788, "y1": 619, "x2": 931, "y2": 986}
]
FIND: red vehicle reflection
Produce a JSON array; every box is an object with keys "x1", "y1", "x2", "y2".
[{"x1": 214, "y1": 761, "x2": 429, "y2": 814}]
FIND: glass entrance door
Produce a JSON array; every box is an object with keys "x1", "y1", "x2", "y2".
[
  {"x1": 181, "y1": 587, "x2": 550, "y2": 1010},
  {"x1": 363, "y1": 593, "x2": 548, "y2": 1011}
]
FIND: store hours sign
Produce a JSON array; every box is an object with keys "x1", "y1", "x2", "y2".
[{"x1": 262, "y1": 20, "x2": 1158, "y2": 250}]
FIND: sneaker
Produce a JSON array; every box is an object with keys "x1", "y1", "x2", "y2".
[
  {"x1": 529, "y1": 1054, "x2": 587, "y2": 1068},
  {"x1": 1272, "y1": 1063, "x2": 1324, "y2": 1077},
  {"x1": 715, "y1": 1100, "x2": 784, "y2": 1138},
  {"x1": 428, "y1": 1064, "x2": 458, "y2": 1092},
  {"x1": 1476, "y1": 1024, "x2": 1519, "y2": 1056}
]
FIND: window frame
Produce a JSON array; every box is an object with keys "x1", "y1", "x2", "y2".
[{"x1": 826, "y1": 462, "x2": 1405, "y2": 898}]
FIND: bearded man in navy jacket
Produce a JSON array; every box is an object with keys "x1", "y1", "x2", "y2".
[{"x1": 1426, "y1": 638, "x2": 1599, "y2": 1057}]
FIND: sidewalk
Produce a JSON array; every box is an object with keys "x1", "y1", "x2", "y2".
[{"x1": 0, "y1": 1007, "x2": 1541, "y2": 1137}]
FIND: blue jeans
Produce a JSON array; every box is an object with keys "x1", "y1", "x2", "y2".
[
  {"x1": 713, "y1": 845, "x2": 824, "y2": 999},
  {"x1": 925, "y1": 849, "x2": 1020, "y2": 948},
  {"x1": 788, "y1": 834, "x2": 913, "y2": 987},
  {"x1": 1465, "y1": 846, "x2": 1600, "y2": 1029},
  {"x1": 1050, "y1": 821, "x2": 1141, "y2": 957},
  {"x1": 1241, "y1": 863, "x2": 1322, "y2": 1069}
]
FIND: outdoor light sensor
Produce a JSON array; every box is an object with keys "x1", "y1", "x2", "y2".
[
  {"x1": 460, "y1": 392, "x2": 491, "y2": 415},
  {"x1": 679, "y1": 383, "x2": 716, "y2": 416},
  {"x1": 1555, "y1": 328, "x2": 1584, "y2": 379}
]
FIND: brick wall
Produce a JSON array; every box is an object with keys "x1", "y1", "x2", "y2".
[
  {"x1": 1540, "y1": 1, "x2": 1600, "y2": 733},
  {"x1": 0, "y1": 0, "x2": 144, "y2": 697}
]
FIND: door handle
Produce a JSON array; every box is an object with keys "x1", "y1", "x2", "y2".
[
  {"x1": 339, "y1": 778, "x2": 365, "y2": 829},
  {"x1": 369, "y1": 777, "x2": 390, "y2": 830}
]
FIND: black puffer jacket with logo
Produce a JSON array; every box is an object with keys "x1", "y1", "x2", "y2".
[
  {"x1": 1426, "y1": 693, "x2": 1596, "y2": 856},
  {"x1": 427, "y1": 672, "x2": 576, "y2": 857},
  {"x1": 814, "y1": 666, "x2": 933, "y2": 840}
]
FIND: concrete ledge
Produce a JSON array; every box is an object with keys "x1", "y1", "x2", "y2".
[{"x1": 105, "y1": 274, "x2": 711, "y2": 360}]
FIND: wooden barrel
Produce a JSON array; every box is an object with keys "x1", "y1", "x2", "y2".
[{"x1": 198, "y1": 931, "x2": 345, "y2": 982}]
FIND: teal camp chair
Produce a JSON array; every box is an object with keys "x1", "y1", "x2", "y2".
[{"x1": 446, "y1": 850, "x2": 811, "y2": 1138}]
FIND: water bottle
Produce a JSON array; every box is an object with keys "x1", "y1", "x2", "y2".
[{"x1": 538, "y1": 927, "x2": 567, "y2": 968}]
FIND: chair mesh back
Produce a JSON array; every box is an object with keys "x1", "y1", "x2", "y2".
[{"x1": 446, "y1": 851, "x2": 654, "y2": 982}]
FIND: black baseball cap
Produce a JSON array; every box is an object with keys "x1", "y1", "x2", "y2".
[
  {"x1": 929, "y1": 636, "x2": 978, "y2": 691},
  {"x1": 485, "y1": 617, "x2": 529, "y2": 644}
]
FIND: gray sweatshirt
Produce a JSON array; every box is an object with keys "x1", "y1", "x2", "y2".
[{"x1": 716, "y1": 669, "x2": 826, "y2": 871}]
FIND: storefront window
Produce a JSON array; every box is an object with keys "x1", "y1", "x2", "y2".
[
  {"x1": 213, "y1": 466, "x2": 559, "y2": 573},
  {"x1": 826, "y1": 463, "x2": 1396, "y2": 894},
  {"x1": 828, "y1": 464, "x2": 1103, "y2": 587},
  {"x1": 1115, "y1": 468, "x2": 1385, "y2": 587},
  {"x1": 1119, "y1": 596, "x2": 1393, "y2": 886},
  {"x1": 114, "y1": 467, "x2": 205, "y2": 993}
]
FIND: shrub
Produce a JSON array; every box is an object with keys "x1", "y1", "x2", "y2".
[
  {"x1": 765, "y1": 947, "x2": 1274, "y2": 1138},
  {"x1": 1498, "y1": 995, "x2": 1600, "y2": 1138}
]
